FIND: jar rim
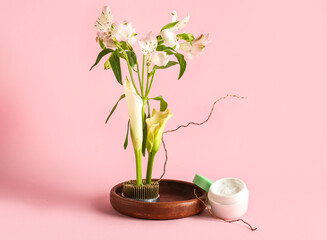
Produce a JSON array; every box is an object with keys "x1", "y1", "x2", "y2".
[{"x1": 208, "y1": 177, "x2": 248, "y2": 204}]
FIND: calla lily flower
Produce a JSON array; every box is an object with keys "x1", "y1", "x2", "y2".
[
  {"x1": 123, "y1": 79, "x2": 143, "y2": 150},
  {"x1": 112, "y1": 22, "x2": 138, "y2": 45},
  {"x1": 146, "y1": 108, "x2": 173, "y2": 154},
  {"x1": 145, "y1": 108, "x2": 172, "y2": 184},
  {"x1": 138, "y1": 31, "x2": 157, "y2": 56},
  {"x1": 179, "y1": 34, "x2": 210, "y2": 60}
]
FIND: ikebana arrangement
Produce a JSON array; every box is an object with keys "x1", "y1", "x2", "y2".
[{"x1": 90, "y1": 5, "x2": 209, "y2": 203}]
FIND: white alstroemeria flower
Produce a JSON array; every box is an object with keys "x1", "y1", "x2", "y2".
[
  {"x1": 171, "y1": 10, "x2": 178, "y2": 22},
  {"x1": 97, "y1": 31, "x2": 116, "y2": 49},
  {"x1": 94, "y1": 6, "x2": 113, "y2": 35},
  {"x1": 160, "y1": 11, "x2": 190, "y2": 49},
  {"x1": 94, "y1": 6, "x2": 117, "y2": 49},
  {"x1": 112, "y1": 22, "x2": 138, "y2": 45},
  {"x1": 160, "y1": 29, "x2": 180, "y2": 49},
  {"x1": 123, "y1": 79, "x2": 143, "y2": 150},
  {"x1": 180, "y1": 34, "x2": 209, "y2": 60},
  {"x1": 146, "y1": 108, "x2": 173, "y2": 154},
  {"x1": 179, "y1": 34, "x2": 210, "y2": 60},
  {"x1": 170, "y1": 11, "x2": 190, "y2": 33},
  {"x1": 151, "y1": 52, "x2": 170, "y2": 67},
  {"x1": 138, "y1": 31, "x2": 157, "y2": 56}
]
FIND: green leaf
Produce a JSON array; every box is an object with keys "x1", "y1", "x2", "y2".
[
  {"x1": 154, "y1": 61, "x2": 178, "y2": 70},
  {"x1": 126, "y1": 51, "x2": 137, "y2": 69},
  {"x1": 124, "y1": 120, "x2": 130, "y2": 149},
  {"x1": 120, "y1": 41, "x2": 133, "y2": 51},
  {"x1": 177, "y1": 33, "x2": 194, "y2": 44},
  {"x1": 90, "y1": 48, "x2": 114, "y2": 71},
  {"x1": 156, "y1": 45, "x2": 175, "y2": 55},
  {"x1": 156, "y1": 35, "x2": 164, "y2": 45},
  {"x1": 154, "y1": 45, "x2": 187, "y2": 79},
  {"x1": 109, "y1": 50, "x2": 122, "y2": 85},
  {"x1": 149, "y1": 96, "x2": 168, "y2": 111},
  {"x1": 105, "y1": 94, "x2": 125, "y2": 124},
  {"x1": 173, "y1": 52, "x2": 186, "y2": 79},
  {"x1": 160, "y1": 21, "x2": 179, "y2": 32}
]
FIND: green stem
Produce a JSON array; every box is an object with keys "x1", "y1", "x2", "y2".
[
  {"x1": 145, "y1": 64, "x2": 150, "y2": 94},
  {"x1": 134, "y1": 149, "x2": 143, "y2": 186},
  {"x1": 147, "y1": 100, "x2": 150, "y2": 116},
  {"x1": 142, "y1": 99, "x2": 146, "y2": 126},
  {"x1": 146, "y1": 152, "x2": 156, "y2": 184},
  {"x1": 136, "y1": 59, "x2": 143, "y2": 97},
  {"x1": 118, "y1": 46, "x2": 141, "y2": 96},
  {"x1": 141, "y1": 55, "x2": 145, "y2": 97},
  {"x1": 145, "y1": 69, "x2": 156, "y2": 98}
]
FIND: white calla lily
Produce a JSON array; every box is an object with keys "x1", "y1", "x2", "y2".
[{"x1": 123, "y1": 79, "x2": 143, "y2": 150}]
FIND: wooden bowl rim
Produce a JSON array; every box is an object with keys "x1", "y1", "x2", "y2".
[{"x1": 110, "y1": 178, "x2": 206, "y2": 206}]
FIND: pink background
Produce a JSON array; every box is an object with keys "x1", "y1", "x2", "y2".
[{"x1": 1, "y1": 0, "x2": 326, "y2": 239}]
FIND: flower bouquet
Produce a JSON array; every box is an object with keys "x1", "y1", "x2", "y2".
[{"x1": 90, "y1": 6, "x2": 209, "y2": 201}]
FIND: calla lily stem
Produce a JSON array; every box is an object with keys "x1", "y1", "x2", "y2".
[
  {"x1": 146, "y1": 152, "x2": 156, "y2": 184},
  {"x1": 134, "y1": 149, "x2": 143, "y2": 185}
]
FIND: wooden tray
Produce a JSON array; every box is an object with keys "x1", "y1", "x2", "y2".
[{"x1": 110, "y1": 179, "x2": 207, "y2": 220}]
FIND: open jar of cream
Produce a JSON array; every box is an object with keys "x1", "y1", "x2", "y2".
[
  {"x1": 193, "y1": 175, "x2": 249, "y2": 219},
  {"x1": 208, "y1": 178, "x2": 249, "y2": 219}
]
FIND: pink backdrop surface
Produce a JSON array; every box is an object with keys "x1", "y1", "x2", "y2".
[{"x1": 1, "y1": 0, "x2": 326, "y2": 239}]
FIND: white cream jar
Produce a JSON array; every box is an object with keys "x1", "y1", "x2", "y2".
[{"x1": 208, "y1": 177, "x2": 249, "y2": 219}]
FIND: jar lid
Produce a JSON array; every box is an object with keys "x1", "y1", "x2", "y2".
[{"x1": 193, "y1": 174, "x2": 213, "y2": 192}]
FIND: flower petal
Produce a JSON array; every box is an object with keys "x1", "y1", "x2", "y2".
[
  {"x1": 124, "y1": 79, "x2": 143, "y2": 150},
  {"x1": 94, "y1": 6, "x2": 113, "y2": 35},
  {"x1": 138, "y1": 31, "x2": 157, "y2": 55},
  {"x1": 146, "y1": 108, "x2": 173, "y2": 154},
  {"x1": 160, "y1": 29, "x2": 178, "y2": 48},
  {"x1": 171, "y1": 13, "x2": 190, "y2": 32},
  {"x1": 151, "y1": 52, "x2": 170, "y2": 67},
  {"x1": 112, "y1": 22, "x2": 138, "y2": 45}
]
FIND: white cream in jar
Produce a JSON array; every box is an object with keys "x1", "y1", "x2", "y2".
[{"x1": 208, "y1": 177, "x2": 249, "y2": 219}]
